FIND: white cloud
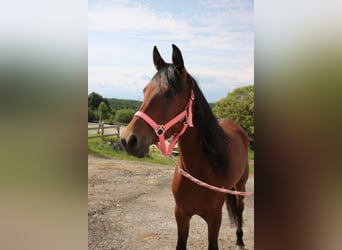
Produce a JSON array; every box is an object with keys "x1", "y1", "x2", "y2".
[
  {"x1": 88, "y1": 0, "x2": 254, "y2": 101},
  {"x1": 88, "y1": 43, "x2": 127, "y2": 64},
  {"x1": 88, "y1": 2, "x2": 191, "y2": 36},
  {"x1": 192, "y1": 66, "x2": 253, "y2": 86},
  {"x1": 88, "y1": 64, "x2": 253, "y2": 102},
  {"x1": 88, "y1": 0, "x2": 252, "y2": 51},
  {"x1": 88, "y1": 65, "x2": 155, "y2": 97},
  {"x1": 197, "y1": 0, "x2": 253, "y2": 11}
]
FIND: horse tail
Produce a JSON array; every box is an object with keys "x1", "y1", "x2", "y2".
[{"x1": 226, "y1": 192, "x2": 238, "y2": 226}]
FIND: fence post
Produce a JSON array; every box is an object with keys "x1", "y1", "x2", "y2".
[{"x1": 101, "y1": 122, "x2": 104, "y2": 140}]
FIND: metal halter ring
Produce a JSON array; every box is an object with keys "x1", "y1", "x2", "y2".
[{"x1": 155, "y1": 125, "x2": 165, "y2": 136}]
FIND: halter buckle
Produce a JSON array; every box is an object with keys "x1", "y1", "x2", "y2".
[
  {"x1": 184, "y1": 114, "x2": 189, "y2": 124},
  {"x1": 155, "y1": 125, "x2": 165, "y2": 136}
]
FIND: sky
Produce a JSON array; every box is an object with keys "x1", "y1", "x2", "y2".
[{"x1": 88, "y1": 0, "x2": 254, "y2": 103}]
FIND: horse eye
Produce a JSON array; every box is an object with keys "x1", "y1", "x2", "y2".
[{"x1": 164, "y1": 89, "x2": 174, "y2": 98}]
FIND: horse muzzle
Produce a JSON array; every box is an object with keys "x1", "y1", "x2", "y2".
[
  {"x1": 120, "y1": 117, "x2": 155, "y2": 158},
  {"x1": 120, "y1": 133, "x2": 150, "y2": 158}
]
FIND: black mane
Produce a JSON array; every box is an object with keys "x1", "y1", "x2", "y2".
[{"x1": 188, "y1": 75, "x2": 229, "y2": 175}]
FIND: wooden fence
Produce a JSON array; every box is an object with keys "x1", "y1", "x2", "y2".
[{"x1": 88, "y1": 123, "x2": 121, "y2": 139}]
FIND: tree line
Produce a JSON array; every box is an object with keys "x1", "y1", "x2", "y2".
[
  {"x1": 88, "y1": 92, "x2": 141, "y2": 124},
  {"x1": 88, "y1": 85, "x2": 254, "y2": 148}
]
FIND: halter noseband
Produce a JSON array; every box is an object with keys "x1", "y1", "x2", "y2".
[{"x1": 134, "y1": 88, "x2": 195, "y2": 156}]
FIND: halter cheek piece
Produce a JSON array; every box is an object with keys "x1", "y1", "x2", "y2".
[{"x1": 134, "y1": 88, "x2": 195, "y2": 156}]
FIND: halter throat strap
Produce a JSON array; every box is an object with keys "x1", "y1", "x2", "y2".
[{"x1": 135, "y1": 88, "x2": 195, "y2": 156}]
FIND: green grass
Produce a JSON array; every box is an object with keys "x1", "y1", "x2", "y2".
[
  {"x1": 88, "y1": 136, "x2": 254, "y2": 173},
  {"x1": 249, "y1": 162, "x2": 254, "y2": 174},
  {"x1": 248, "y1": 148, "x2": 254, "y2": 160},
  {"x1": 88, "y1": 136, "x2": 174, "y2": 166},
  {"x1": 248, "y1": 149, "x2": 254, "y2": 174}
]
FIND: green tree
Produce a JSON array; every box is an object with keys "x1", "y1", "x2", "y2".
[
  {"x1": 114, "y1": 109, "x2": 135, "y2": 123},
  {"x1": 106, "y1": 98, "x2": 141, "y2": 113},
  {"x1": 88, "y1": 92, "x2": 103, "y2": 109},
  {"x1": 213, "y1": 85, "x2": 254, "y2": 149},
  {"x1": 88, "y1": 108, "x2": 99, "y2": 122},
  {"x1": 98, "y1": 101, "x2": 110, "y2": 120}
]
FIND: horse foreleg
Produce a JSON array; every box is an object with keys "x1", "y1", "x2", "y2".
[
  {"x1": 204, "y1": 209, "x2": 222, "y2": 250},
  {"x1": 235, "y1": 197, "x2": 245, "y2": 246},
  {"x1": 175, "y1": 205, "x2": 190, "y2": 250}
]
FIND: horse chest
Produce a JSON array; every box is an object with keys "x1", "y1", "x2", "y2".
[{"x1": 171, "y1": 170, "x2": 225, "y2": 215}]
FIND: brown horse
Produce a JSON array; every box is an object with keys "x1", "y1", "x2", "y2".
[{"x1": 121, "y1": 44, "x2": 250, "y2": 250}]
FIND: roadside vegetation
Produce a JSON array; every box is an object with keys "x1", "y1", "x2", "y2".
[
  {"x1": 88, "y1": 136, "x2": 254, "y2": 173},
  {"x1": 88, "y1": 137, "x2": 175, "y2": 166}
]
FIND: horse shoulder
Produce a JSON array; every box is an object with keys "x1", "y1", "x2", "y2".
[{"x1": 218, "y1": 118, "x2": 249, "y2": 153}]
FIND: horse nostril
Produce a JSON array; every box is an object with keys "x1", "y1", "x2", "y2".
[{"x1": 128, "y1": 134, "x2": 138, "y2": 149}]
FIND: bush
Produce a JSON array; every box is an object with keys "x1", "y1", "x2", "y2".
[
  {"x1": 114, "y1": 109, "x2": 135, "y2": 124},
  {"x1": 213, "y1": 85, "x2": 254, "y2": 149},
  {"x1": 88, "y1": 108, "x2": 99, "y2": 122}
]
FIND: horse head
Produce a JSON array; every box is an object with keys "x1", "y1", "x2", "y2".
[{"x1": 121, "y1": 44, "x2": 193, "y2": 157}]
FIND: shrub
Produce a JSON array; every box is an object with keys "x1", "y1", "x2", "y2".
[{"x1": 114, "y1": 109, "x2": 135, "y2": 124}]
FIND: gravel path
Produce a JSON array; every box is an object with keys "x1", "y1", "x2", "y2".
[{"x1": 88, "y1": 155, "x2": 254, "y2": 250}]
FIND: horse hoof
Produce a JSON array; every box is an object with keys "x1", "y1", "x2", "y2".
[{"x1": 236, "y1": 239, "x2": 245, "y2": 246}]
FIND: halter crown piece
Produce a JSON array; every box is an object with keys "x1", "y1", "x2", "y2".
[{"x1": 135, "y1": 88, "x2": 195, "y2": 156}]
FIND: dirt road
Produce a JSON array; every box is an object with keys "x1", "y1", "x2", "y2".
[{"x1": 88, "y1": 155, "x2": 254, "y2": 250}]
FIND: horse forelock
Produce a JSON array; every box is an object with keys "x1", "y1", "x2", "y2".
[{"x1": 150, "y1": 64, "x2": 184, "y2": 93}]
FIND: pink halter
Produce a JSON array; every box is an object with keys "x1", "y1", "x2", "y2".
[{"x1": 135, "y1": 89, "x2": 195, "y2": 156}]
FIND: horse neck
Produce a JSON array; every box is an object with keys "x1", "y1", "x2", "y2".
[{"x1": 177, "y1": 127, "x2": 208, "y2": 175}]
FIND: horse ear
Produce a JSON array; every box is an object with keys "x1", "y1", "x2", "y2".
[
  {"x1": 153, "y1": 46, "x2": 166, "y2": 70},
  {"x1": 172, "y1": 44, "x2": 184, "y2": 71}
]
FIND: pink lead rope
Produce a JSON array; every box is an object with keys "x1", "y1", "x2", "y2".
[
  {"x1": 177, "y1": 167, "x2": 254, "y2": 196},
  {"x1": 169, "y1": 156, "x2": 254, "y2": 197}
]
